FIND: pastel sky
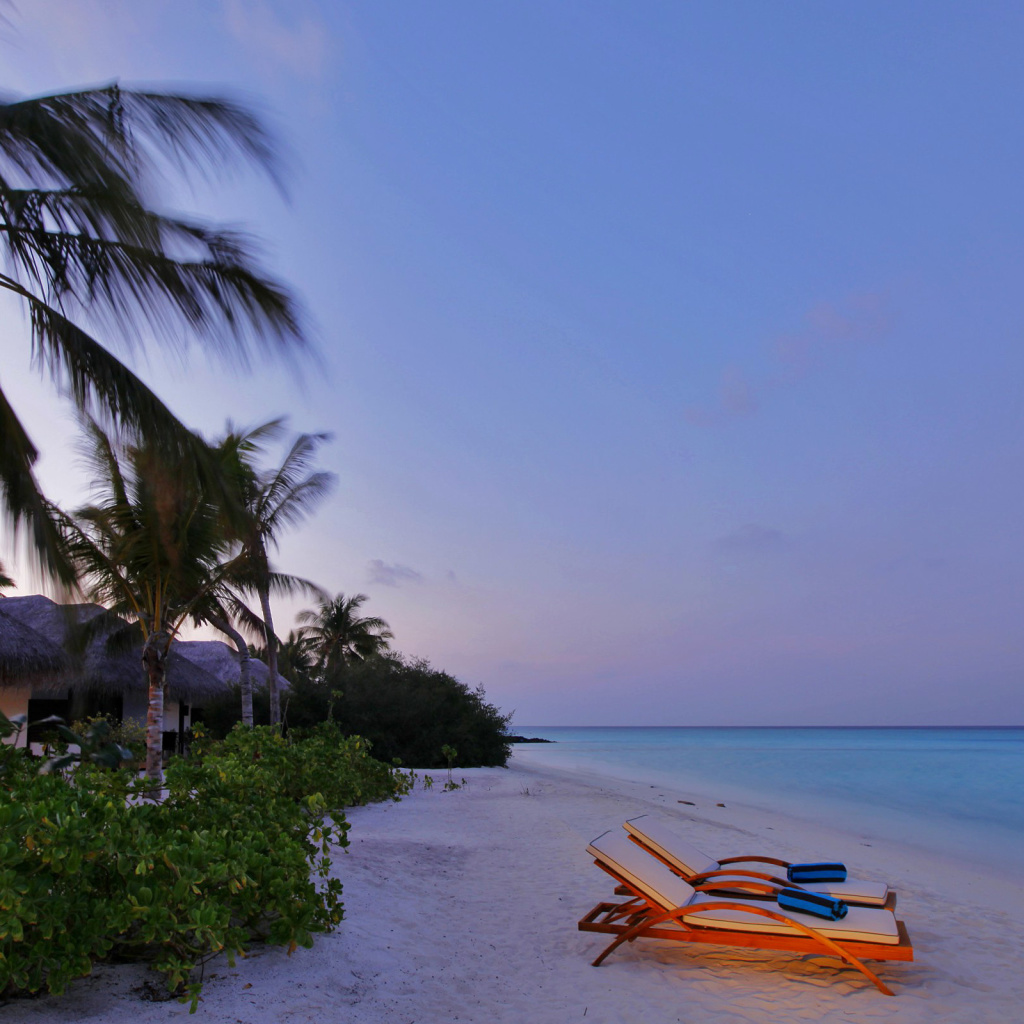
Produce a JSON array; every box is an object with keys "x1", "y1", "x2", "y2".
[{"x1": 3, "y1": 2, "x2": 1022, "y2": 725}]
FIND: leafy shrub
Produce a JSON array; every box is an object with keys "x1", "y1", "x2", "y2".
[
  {"x1": 200, "y1": 656, "x2": 511, "y2": 769},
  {"x1": 69, "y1": 713, "x2": 147, "y2": 762},
  {"x1": 298, "y1": 656, "x2": 511, "y2": 768},
  {"x1": 0, "y1": 721, "x2": 409, "y2": 1009},
  {"x1": 197, "y1": 655, "x2": 509, "y2": 770}
]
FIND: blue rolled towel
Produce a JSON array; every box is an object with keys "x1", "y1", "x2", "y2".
[
  {"x1": 777, "y1": 887, "x2": 848, "y2": 921},
  {"x1": 787, "y1": 861, "x2": 847, "y2": 883}
]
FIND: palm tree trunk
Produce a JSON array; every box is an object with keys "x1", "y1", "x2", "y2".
[
  {"x1": 141, "y1": 629, "x2": 172, "y2": 789},
  {"x1": 209, "y1": 614, "x2": 253, "y2": 727},
  {"x1": 259, "y1": 587, "x2": 280, "y2": 726}
]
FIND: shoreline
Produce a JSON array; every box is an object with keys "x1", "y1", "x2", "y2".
[
  {"x1": 4, "y1": 756, "x2": 1023, "y2": 1022},
  {"x1": 510, "y1": 744, "x2": 1024, "y2": 912},
  {"x1": 509, "y1": 728, "x2": 1024, "y2": 882}
]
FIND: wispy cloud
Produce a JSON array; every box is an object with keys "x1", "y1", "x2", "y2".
[
  {"x1": 222, "y1": 0, "x2": 329, "y2": 81},
  {"x1": 368, "y1": 559, "x2": 424, "y2": 587},
  {"x1": 685, "y1": 291, "x2": 893, "y2": 427}
]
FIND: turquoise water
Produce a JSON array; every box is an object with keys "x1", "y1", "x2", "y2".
[{"x1": 514, "y1": 727, "x2": 1024, "y2": 874}]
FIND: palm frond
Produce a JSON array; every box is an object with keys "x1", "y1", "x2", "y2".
[
  {"x1": 222, "y1": 590, "x2": 276, "y2": 644},
  {"x1": 0, "y1": 384, "x2": 76, "y2": 585},
  {"x1": 264, "y1": 571, "x2": 327, "y2": 601},
  {"x1": 0, "y1": 84, "x2": 282, "y2": 193},
  {"x1": 1, "y1": 211, "x2": 305, "y2": 361}
]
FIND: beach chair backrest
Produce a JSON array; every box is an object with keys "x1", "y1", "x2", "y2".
[
  {"x1": 587, "y1": 830, "x2": 696, "y2": 911},
  {"x1": 624, "y1": 816, "x2": 719, "y2": 877}
]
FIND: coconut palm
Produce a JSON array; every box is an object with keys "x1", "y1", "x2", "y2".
[
  {"x1": 0, "y1": 83, "x2": 305, "y2": 583},
  {"x1": 217, "y1": 421, "x2": 334, "y2": 727},
  {"x1": 59, "y1": 420, "x2": 247, "y2": 785},
  {"x1": 297, "y1": 593, "x2": 394, "y2": 676}
]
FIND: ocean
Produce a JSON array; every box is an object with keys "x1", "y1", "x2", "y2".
[{"x1": 513, "y1": 727, "x2": 1024, "y2": 874}]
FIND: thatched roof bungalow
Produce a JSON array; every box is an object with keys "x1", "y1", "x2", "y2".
[{"x1": 0, "y1": 594, "x2": 255, "y2": 750}]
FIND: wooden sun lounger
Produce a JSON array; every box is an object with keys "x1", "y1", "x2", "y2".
[
  {"x1": 624, "y1": 815, "x2": 895, "y2": 909},
  {"x1": 579, "y1": 831, "x2": 913, "y2": 995}
]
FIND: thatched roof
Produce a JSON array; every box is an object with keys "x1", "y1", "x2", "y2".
[
  {"x1": 0, "y1": 595, "x2": 228, "y2": 703},
  {"x1": 174, "y1": 640, "x2": 273, "y2": 688},
  {"x1": 0, "y1": 602, "x2": 69, "y2": 683}
]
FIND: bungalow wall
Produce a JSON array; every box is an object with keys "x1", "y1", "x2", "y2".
[
  {"x1": 0, "y1": 683, "x2": 31, "y2": 748},
  {"x1": 2, "y1": 685, "x2": 194, "y2": 756}
]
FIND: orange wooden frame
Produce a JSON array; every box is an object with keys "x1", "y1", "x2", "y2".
[{"x1": 579, "y1": 860, "x2": 913, "y2": 995}]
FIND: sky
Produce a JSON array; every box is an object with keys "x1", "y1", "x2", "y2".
[{"x1": 2, "y1": 1, "x2": 1023, "y2": 725}]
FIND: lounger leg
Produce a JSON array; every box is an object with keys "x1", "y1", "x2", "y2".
[{"x1": 591, "y1": 907, "x2": 681, "y2": 967}]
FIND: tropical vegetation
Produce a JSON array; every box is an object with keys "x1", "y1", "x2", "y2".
[
  {"x1": 202, "y1": 645, "x2": 512, "y2": 770},
  {"x1": 0, "y1": 83, "x2": 305, "y2": 584},
  {"x1": 296, "y1": 591, "x2": 394, "y2": 674},
  {"x1": 0, "y1": 713, "x2": 410, "y2": 1009},
  {"x1": 57, "y1": 421, "x2": 246, "y2": 784},
  {"x1": 215, "y1": 422, "x2": 334, "y2": 726},
  {"x1": 0, "y1": 72, "x2": 513, "y2": 1013}
]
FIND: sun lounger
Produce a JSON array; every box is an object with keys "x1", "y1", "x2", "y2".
[
  {"x1": 579, "y1": 830, "x2": 913, "y2": 995},
  {"x1": 624, "y1": 815, "x2": 893, "y2": 908}
]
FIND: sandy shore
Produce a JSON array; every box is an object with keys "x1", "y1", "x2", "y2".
[{"x1": 5, "y1": 752, "x2": 1023, "y2": 1022}]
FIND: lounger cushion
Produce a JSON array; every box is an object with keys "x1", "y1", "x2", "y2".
[
  {"x1": 623, "y1": 817, "x2": 718, "y2": 876},
  {"x1": 588, "y1": 831, "x2": 696, "y2": 910},
  {"x1": 625, "y1": 817, "x2": 889, "y2": 907},
  {"x1": 682, "y1": 893, "x2": 901, "y2": 944}
]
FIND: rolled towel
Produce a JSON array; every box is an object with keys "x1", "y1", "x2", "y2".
[
  {"x1": 777, "y1": 887, "x2": 849, "y2": 921},
  {"x1": 787, "y1": 861, "x2": 847, "y2": 883}
]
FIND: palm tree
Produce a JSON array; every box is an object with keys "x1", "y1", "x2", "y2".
[
  {"x1": 60, "y1": 420, "x2": 245, "y2": 786},
  {"x1": 0, "y1": 83, "x2": 305, "y2": 583},
  {"x1": 297, "y1": 593, "x2": 394, "y2": 676},
  {"x1": 218, "y1": 422, "x2": 334, "y2": 727}
]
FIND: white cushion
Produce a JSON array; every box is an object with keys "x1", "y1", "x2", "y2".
[
  {"x1": 587, "y1": 830, "x2": 695, "y2": 910},
  {"x1": 683, "y1": 893, "x2": 901, "y2": 945},
  {"x1": 624, "y1": 816, "x2": 719, "y2": 876}
]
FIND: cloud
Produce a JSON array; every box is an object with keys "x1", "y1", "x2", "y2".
[
  {"x1": 716, "y1": 523, "x2": 789, "y2": 553},
  {"x1": 685, "y1": 290, "x2": 893, "y2": 427},
  {"x1": 222, "y1": 0, "x2": 329, "y2": 81},
  {"x1": 367, "y1": 559, "x2": 424, "y2": 587},
  {"x1": 720, "y1": 365, "x2": 758, "y2": 416}
]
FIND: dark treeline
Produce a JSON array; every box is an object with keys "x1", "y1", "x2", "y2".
[{"x1": 199, "y1": 653, "x2": 512, "y2": 769}]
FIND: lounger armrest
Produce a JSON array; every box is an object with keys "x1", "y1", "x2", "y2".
[
  {"x1": 691, "y1": 868, "x2": 796, "y2": 889},
  {"x1": 692, "y1": 881, "x2": 782, "y2": 897},
  {"x1": 718, "y1": 854, "x2": 791, "y2": 868}
]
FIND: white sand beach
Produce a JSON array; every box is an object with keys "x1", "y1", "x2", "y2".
[{"x1": 5, "y1": 751, "x2": 1023, "y2": 1023}]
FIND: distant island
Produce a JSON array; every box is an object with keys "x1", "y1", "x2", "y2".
[{"x1": 506, "y1": 735, "x2": 554, "y2": 743}]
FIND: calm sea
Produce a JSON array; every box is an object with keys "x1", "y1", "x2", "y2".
[{"x1": 513, "y1": 727, "x2": 1024, "y2": 874}]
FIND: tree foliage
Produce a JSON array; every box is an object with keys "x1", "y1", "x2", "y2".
[
  {"x1": 203, "y1": 654, "x2": 511, "y2": 769},
  {"x1": 0, "y1": 83, "x2": 305, "y2": 582},
  {"x1": 295, "y1": 592, "x2": 393, "y2": 673}
]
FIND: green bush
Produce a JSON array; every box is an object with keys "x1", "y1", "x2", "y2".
[
  {"x1": 0, "y1": 722, "x2": 410, "y2": 1009},
  {"x1": 292, "y1": 656, "x2": 511, "y2": 768},
  {"x1": 200, "y1": 656, "x2": 512, "y2": 769}
]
